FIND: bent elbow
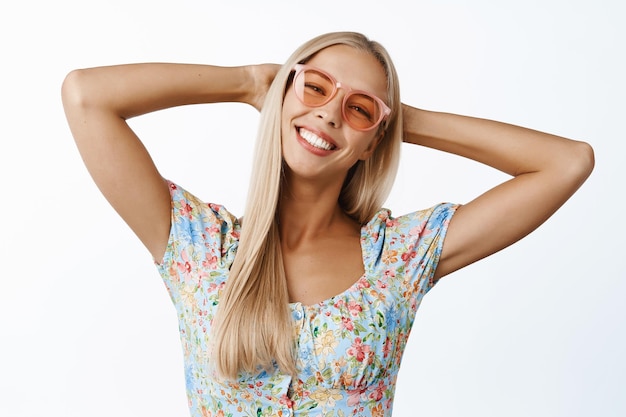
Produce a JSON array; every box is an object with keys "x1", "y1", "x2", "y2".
[
  {"x1": 573, "y1": 140, "x2": 595, "y2": 181},
  {"x1": 559, "y1": 140, "x2": 595, "y2": 190},
  {"x1": 61, "y1": 69, "x2": 90, "y2": 111}
]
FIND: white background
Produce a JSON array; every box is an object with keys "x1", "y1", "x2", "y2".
[{"x1": 1, "y1": 1, "x2": 624, "y2": 416}]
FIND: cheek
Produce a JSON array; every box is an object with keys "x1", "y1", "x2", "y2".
[
  {"x1": 351, "y1": 132, "x2": 380, "y2": 160},
  {"x1": 281, "y1": 103, "x2": 294, "y2": 140},
  {"x1": 281, "y1": 96, "x2": 293, "y2": 125},
  {"x1": 351, "y1": 131, "x2": 378, "y2": 149},
  {"x1": 281, "y1": 92, "x2": 311, "y2": 138},
  {"x1": 282, "y1": 89, "x2": 301, "y2": 118}
]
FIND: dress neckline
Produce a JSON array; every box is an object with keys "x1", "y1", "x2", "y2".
[
  {"x1": 289, "y1": 273, "x2": 369, "y2": 310},
  {"x1": 288, "y1": 220, "x2": 371, "y2": 309}
]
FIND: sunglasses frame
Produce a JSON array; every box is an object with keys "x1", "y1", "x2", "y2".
[{"x1": 292, "y1": 63, "x2": 391, "y2": 131}]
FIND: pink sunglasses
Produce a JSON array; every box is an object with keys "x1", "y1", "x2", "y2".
[{"x1": 293, "y1": 64, "x2": 391, "y2": 131}]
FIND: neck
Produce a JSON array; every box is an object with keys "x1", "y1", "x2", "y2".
[{"x1": 278, "y1": 173, "x2": 358, "y2": 246}]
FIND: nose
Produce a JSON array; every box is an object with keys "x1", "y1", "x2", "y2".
[{"x1": 313, "y1": 92, "x2": 344, "y2": 128}]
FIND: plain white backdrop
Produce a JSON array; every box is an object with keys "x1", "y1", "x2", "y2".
[{"x1": 1, "y1": 1, "x2": 624, "y2": 416}]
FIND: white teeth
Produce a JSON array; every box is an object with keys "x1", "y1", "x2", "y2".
[{"x1": 300, "y1": 128, "x2": 334, "y2": 150}]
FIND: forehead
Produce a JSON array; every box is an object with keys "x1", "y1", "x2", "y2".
[{"x1": 306, "y1": 44, "x2": 388, "y2": 99}]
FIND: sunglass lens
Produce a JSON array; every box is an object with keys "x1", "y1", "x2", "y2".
[
  {"x1": 344, "y1": 93, "x2": 380, "y2": 130},
  {"x1": 299, "y1": 69, "x2": 335, "y2": 106}
]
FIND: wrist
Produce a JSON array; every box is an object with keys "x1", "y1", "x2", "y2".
[
  {"x1": 401, "y1": 104, "x2": 428, "y2": 144},
  {"x1": 242, "y1": 65, "x2": 261, "y2": 107},
  {"x1": 246, "y1": 63, "x2": 280, "y2": 111}
]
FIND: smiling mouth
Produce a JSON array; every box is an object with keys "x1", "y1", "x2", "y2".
[{"x1": 298, "y1": 128, "x2": 336, "y2": 151}]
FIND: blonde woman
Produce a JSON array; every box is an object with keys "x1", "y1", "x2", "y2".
[{"x1": 62, "y1": 32, "x2": 594, "y2": 416}]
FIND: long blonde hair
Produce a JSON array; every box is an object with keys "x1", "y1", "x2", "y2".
[{"x1": 212, "y1": 32, "x2": 403, "y2": 379}]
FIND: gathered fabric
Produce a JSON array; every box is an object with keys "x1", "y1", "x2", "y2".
[{"x1": 156, "y1": 181, "x2": 458, "y2": 417}]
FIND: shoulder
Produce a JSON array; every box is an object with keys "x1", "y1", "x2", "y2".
[
  {"x1": 363, "y1": 203, "x2": 458, "y2": 240},
  {"x1": 158, "y1": 181, "x2": 241, "y2": 270},
  {"x1": 361, "y1": 204, "x2": 459, "y2": 275},
  {"x1": 167, "y1": 181, "x2": 239, "y2": 232}
]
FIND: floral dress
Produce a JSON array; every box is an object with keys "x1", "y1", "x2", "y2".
[{"x1": 156, "y1": 182, "x2": 458, "y2": 417}]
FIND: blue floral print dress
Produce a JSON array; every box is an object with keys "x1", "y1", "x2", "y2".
[{"x1": 156, "y1": 182, "x2": 458, "y2": 417}]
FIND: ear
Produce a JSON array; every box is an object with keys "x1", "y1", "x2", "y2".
[{"x1": 358, "y1": 130, "x2": 385, "y2": 161}]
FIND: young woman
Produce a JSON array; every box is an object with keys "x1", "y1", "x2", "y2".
[{"x1": 62, "y1": 32, "x2": 594, "y2": 416}]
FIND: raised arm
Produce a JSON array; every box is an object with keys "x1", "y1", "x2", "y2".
[
  {"x1": 61, "y1": 63, "x2": 276, "y2": 262},
  {"x1": 401, "y1": 105, "x2": 595, "y2": 279}
]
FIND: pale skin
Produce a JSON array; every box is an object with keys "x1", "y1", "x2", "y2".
[{"x1": 62, "y1": 45, "x2": 594, "y2": 306}]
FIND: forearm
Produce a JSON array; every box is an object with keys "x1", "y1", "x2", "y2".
[
  {"x1": 403, "y1": 104, "x2": 594, "y2": 278},
  {"x1": 402, "y1": 104, "x2": 592, "y2": 178},
  {"x1": 62, "y1": 63, "x2": 255, "y2": 120}
]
